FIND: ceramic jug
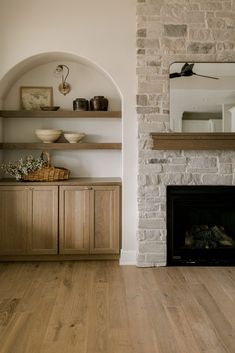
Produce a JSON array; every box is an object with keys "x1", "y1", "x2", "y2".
[{"x1": 90, "y1": 96, "x2": 108, "y2": 111}]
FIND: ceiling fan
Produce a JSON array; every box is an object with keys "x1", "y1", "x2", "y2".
[{"x1": 170, "y1": 63, "x2": 219, "y2": 80}]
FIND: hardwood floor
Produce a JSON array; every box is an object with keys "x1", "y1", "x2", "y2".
[{"x1": 0, "y1": 262, "x2": 234, "y2": 353}]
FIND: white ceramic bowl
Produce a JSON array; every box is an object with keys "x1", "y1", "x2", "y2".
[
  {"x1": 35, "y1": 129, "x2": 62, "y2": 143},
  {"x1": 64, "y1": 132, "x2": 86, "y2": 143}
]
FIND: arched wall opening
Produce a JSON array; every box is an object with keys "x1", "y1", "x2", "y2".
[
  {"x1": 0, "y1": 51, "x2": 123, "y2": 102},
  {"x1": 0, "y1": 51, "x2": 122, "y2": 178}
]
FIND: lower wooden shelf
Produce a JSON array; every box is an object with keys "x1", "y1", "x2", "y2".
[{"x1": 0, "y1": 142, "x2": 122, "y2": 150}]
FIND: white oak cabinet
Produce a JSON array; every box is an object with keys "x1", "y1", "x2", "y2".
[
  {"x1": 28, "y1": 186, "x2": 58, "y2": 254},
  {"x1": 0, "y1": 185, "x2": 58, "y2": 255},
  {"x1": 0, "y1": 186, "x2": 29, "y2": 255},
  {"x1": 59, "y1": 185, "x2": 120, "y2": 255}
]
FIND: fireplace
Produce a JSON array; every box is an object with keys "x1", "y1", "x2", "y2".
[{"x1": 167, "y1": 186, "x2": 235, "y2": 266}]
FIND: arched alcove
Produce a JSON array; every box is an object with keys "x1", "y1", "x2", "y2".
[
  {"x1": 0, "y1": 51, "x2": 122, "y2": 179},
  {"x1": 0, "y1": 51, "x2": 122, "y2": 102}
]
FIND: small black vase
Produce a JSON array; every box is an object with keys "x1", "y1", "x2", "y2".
[
  {"x1": 90, "y1": 96, "x2": 108, "y2": 111},
  {"x1": 73, "y1": 98, "x2": 89, "y2": 111}
]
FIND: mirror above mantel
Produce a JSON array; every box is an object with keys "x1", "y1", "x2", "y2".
[
  {"x1": 151, "y1": 62, "x2": 235, "y2": 150},
  {"x1": 170, "y1": 62, "x2": 235, "y2": 133}
]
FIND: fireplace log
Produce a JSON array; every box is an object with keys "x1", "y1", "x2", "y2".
[{"x1": 185, "y1": 225, "x2": 235, "y2": 249}]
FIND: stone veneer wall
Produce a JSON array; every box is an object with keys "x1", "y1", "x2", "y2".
[{"x1": 136, "y1": 0, "x2": 235, "y2": 266}]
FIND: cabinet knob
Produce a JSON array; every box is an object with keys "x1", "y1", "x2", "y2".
[{"x1": 84, "y1": 187, "x2": 92, "y2": 190}]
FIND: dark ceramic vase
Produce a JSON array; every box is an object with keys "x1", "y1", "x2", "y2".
[
  {"x1": 90, "y1": 96, "x2": 108, "y2": 111},
  {"x1": 73, "y1": 98, "x2": 89, "y2": 111}
]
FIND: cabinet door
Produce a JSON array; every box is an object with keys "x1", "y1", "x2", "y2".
[
  {"x1": 59, "y1": 186, "x2": 90, "y2": 254},
  {"x1": 90, "y1": 186, "x2": 120, "y2": 254},
  {"x1": 0, "y1": 186, "x2": 29, "y2": 255},
  {"x1": 28, "y1": 186, "x2": 58, "y2": 254}
]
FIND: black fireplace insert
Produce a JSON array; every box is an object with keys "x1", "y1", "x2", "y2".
[{"x1": 167, "y1": 186, "x2": 235, "y2": 266}]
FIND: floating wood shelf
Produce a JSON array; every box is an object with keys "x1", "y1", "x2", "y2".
[
  {"x1": 0, "y1": 143, "x2": 122, "y2": 150},
  {"x1": 151, "y1": 133, "x2": 235, "y2": 150},
  {"x1": 0, "y1": 110, "x2": 122, "y2": 118}
]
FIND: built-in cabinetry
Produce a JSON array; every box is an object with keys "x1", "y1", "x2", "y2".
[
  {"x1": 0, "y1": 110, "x2": 122, "y2": 259},
  {"x1": 0, "y1": 179, "x2": 121, "y2": 260}
]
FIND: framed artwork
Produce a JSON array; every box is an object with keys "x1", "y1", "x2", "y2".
[{"x1": 20, "y1": 86, "x2": 53, "y2": 110}]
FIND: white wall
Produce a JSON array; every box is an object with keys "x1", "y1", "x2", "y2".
[{"x1": 0, "y1": 0, "x2": 137, "y2": 263}]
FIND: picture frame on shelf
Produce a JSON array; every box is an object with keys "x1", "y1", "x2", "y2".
[{"x1": 20, "y1": 86, "x2": 53, "y2": 110}]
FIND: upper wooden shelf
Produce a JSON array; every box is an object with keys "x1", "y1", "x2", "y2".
[
  {"x1": 0, "y1": 110, "x2": 122, "y2": 118},
  {"x1": 0, "y1": 143, "x2": 122, "y2": 150},
  {"x1": 151, "y1": 133, "x2": 235, "y2": 150}
]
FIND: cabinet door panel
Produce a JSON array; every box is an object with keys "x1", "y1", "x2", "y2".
[
  {"x1": 28, "y1": 186, "x2": 58, "y2": 254},
  {"x1": 59, "y1": 187, "x2": 90, "y2": 254},
  {"x1": 90, "y1": 186, "x2": 120, "y2": 254},
  {"x1": 0, "y1": 186, "x2": 28, "y2": 254}
]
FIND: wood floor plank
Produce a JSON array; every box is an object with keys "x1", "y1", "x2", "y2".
[
  {"x1": 190, "y1": 268, "x2": 235, "y2": 327},
  {"x1": 164, "y1": 305, "x2": 200, "y2": 353},
  {"x1": 215, "y1": 268, "x2": 235, "y2": 301},
  {"x1": 0, "y1": 263, "x2": 39, "y2": 298},
  {"x1": 106, "y1": 262, "x2": 135, "y2": 353},
  {"x1": 122, "y1": 266, "x2": 160, "y2": 353},
  {"x1": 0, "y1": 312, "x2": 33, "y2": 353},
  {"x1": 40, "y1": 262, "x2": 93, "y2": 353},
  {"x1": 0, "y1": 298, "x2": 20, "y2": 327},
  {"x1": 168, "y1": 267, "x2": 229, "y2": 353},
  {"x1": 191, "y1": 282, "x2": 235, "y2": 353},
  {"x1": 138, "y1": 268, "x2": 182, "y2": 353},
  {"x1": 0, "y1": 262, "x2": 234, "y2": 353}
]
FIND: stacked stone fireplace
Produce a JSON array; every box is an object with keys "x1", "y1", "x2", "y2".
[{"x1": 136, "y1": 0, "x2": 235, "y2": 266}]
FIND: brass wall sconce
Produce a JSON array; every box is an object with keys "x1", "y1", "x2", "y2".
[{"x1": 55, "y1": 64, "x2": 71, "y2": 95}]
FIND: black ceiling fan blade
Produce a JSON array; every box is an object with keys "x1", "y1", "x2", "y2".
[
  {"x1": 181, "y1": 63, "x2": 194, "y2": 75},
  {"x1": 170, "y1": 72, "x2": 181, "y2": 78},
  {"x1": 193, "y1": 73, "x2": 219, "y2": 80},
  {"x1": 170, "y1": 63, "x2": 219, "y2": 79}
]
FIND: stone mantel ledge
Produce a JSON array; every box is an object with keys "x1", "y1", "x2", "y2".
[{"x1": 150, "y1": 133, "x2": 235, "y2": 150}]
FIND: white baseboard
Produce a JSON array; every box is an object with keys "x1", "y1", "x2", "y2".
[{"x1": 119, "y1": 250, "x2": 136, "y2": 265}]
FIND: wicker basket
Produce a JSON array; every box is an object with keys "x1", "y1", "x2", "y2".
[{"x1": 22, "y1": 152, "x2": 70, "y2": 182}]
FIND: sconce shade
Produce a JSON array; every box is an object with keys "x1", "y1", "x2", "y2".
[
  {"x1": 55, "y1": 64, "x2": 71, "y2": 95},
  {"x1": 59, "y1": 82, "x2": 71, "y2": 95}
]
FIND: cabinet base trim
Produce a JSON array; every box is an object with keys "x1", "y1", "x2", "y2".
[{"x1": 0, "y1": 254, "x2": 120, "y2": 262}]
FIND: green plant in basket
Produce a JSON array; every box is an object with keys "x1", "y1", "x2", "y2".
[{"x1": 1, "y1": 155, "x2": 47, "y2": 181}]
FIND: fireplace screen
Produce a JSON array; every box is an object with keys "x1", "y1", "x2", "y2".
[{"x1": 167, "y1": 186, "x2": 235, "y2": 265}]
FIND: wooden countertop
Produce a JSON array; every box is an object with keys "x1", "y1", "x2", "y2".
[{"x1": 0, "y1": 177, "x2": 122, "y2": 186}]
